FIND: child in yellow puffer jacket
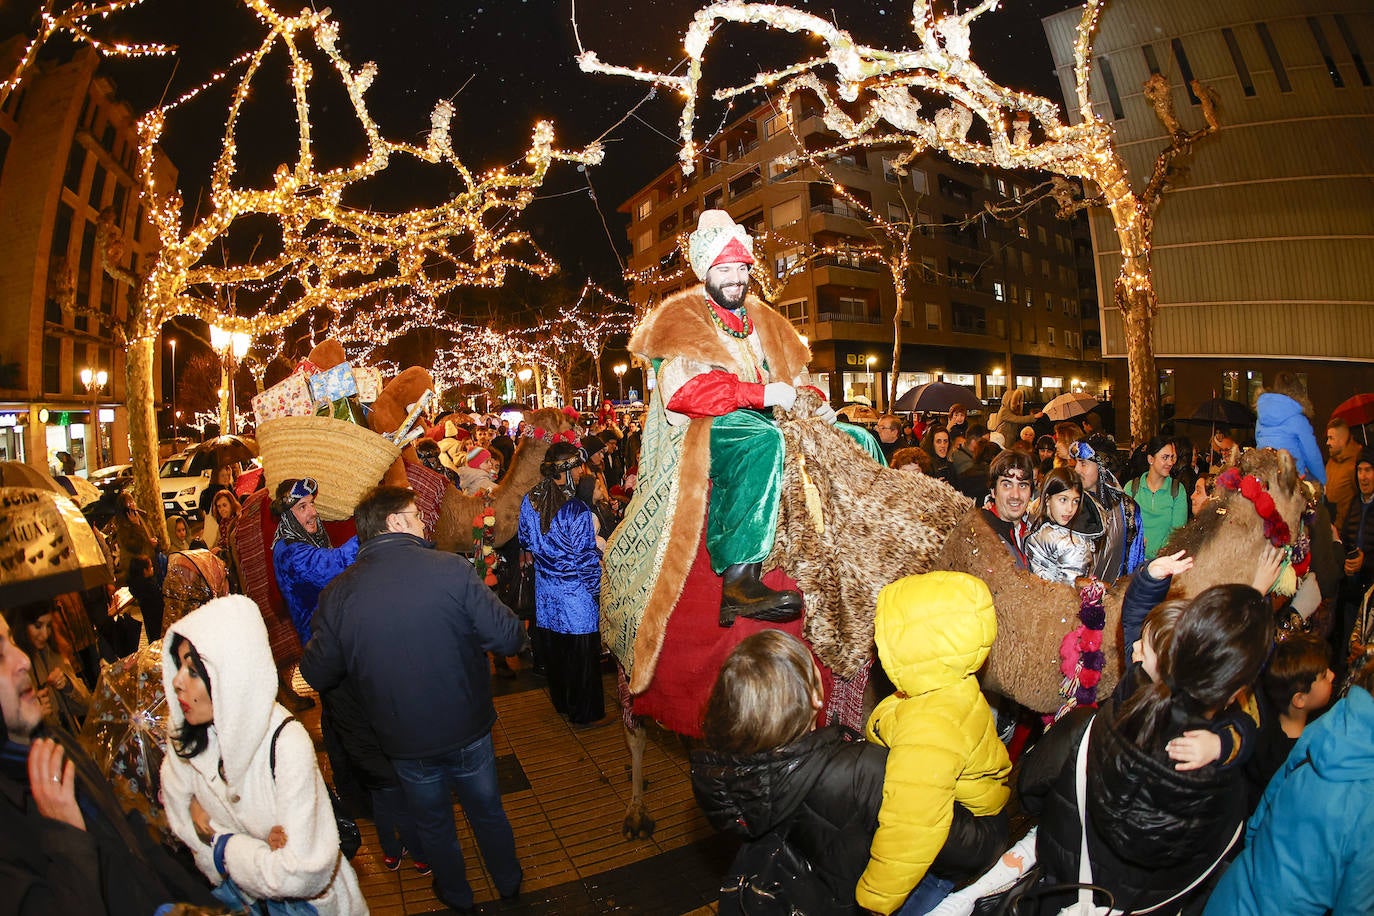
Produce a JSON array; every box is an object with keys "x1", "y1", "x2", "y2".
[{"x1": 858, "y1": 571, "x2": 1012, "y2": 915}]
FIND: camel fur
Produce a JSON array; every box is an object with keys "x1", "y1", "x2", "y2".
[
  {"x1": 935, "y1": 445, "x2": 1314, "y2": 710},
  {"x1": 770, "y1": 390, "x2": 973, "y2": 678},
  {"x1": 432, "y1": 407, "x2": 574, "y2": 552}
]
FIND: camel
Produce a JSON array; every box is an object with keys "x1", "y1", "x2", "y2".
[
  {"x1": 431, "y1": 407, "x2": 575, "y2": 552},
  {"x1": 607, "y1": 388, "x2": 1320, "y2": 837}
]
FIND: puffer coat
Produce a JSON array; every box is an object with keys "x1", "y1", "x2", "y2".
[
  {"x1": 1019, "y1": 699, "x2": 1246, "y2": 913},
  {"x1": 858, "y1": 572, "x2": 1012, "y2": 914},
  {"x1": 1026, "y1": 496, "x2": 1105, "y2": 585},
  {"x1": 691, "y1": 726, "x2": 886, "y2": 911}
]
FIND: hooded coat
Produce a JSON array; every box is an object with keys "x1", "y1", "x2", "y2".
[
  {"x1": 858, "y1": 572, "x2": 1012, "y2": 915},
  {"x1": 1203, "y1": 686, "x2": 1374, "y2": 915},
  {"x1": 160, "y1": 596, "x2": 365, "y2": 915},
  {"x1": 1255, "y1": 392, "x2": 1327, "y2": 485},
  {"x1": 1019, "y1": 699, "x2": 1246, "y2": 913}
]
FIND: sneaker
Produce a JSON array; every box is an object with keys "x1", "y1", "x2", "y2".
[
  {"x1": 383, "y1": 846, "x2": 408, "y2": 871},
  {"x1": 414, "y1": 860, "x2": 432, "y2": 877}
]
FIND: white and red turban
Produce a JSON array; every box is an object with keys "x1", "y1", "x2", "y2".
[{"x1": 688, "y1": 209, "x2": 755, "y2": 281}]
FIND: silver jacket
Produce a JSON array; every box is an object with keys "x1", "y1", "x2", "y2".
[{"x1": 1026, "y1": 496, "x2": 1105, "y2": 585}]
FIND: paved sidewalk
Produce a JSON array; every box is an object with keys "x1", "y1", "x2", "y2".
[{"x1": 297, "y1": 663, "x2": 734, "y2": 915}]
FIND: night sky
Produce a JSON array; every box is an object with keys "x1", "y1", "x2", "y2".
[{"x1": 9, "y1": 0, "x2": 1081, "y2": 291}]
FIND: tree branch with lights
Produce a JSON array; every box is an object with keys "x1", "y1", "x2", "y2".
[
  {"x1": 577, "y1": 0, "x2": 1220, "y2": 439},
  {"x1": 103, "y1": 0, "x2": 601, "y2": 542},
  {"x1": 0, "y1": 0, "x2": 173, "y2": 109}
]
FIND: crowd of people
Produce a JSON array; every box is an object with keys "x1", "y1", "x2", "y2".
[{"x1": 3, "y1": 201, "x2": 1371, "y2": 913}]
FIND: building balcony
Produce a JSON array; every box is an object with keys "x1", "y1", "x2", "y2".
[
  {"x1": 816, "y1": 311, "x2": 883, "y2": 326},
  {"x1": 810, "y1": 261, "x2": 884, "y2": 289}
]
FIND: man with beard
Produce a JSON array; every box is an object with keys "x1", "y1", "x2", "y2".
[
  {"x1": 980, "y1": 449, "x2": 1036, "y2": 569},
  {"x1": 1070, "y1": 439, "x2": 1146, "y2": 582},
  {"x1": 628, "y1": 210, "x2": 838, "y2": 625},
  {"x1": 0, "y1": 614, "x2": 216, "y2": 914}
]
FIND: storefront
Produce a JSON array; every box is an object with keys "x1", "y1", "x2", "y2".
[{"x1": 0, "y1": 410, "x2": 26, "y2": 463}]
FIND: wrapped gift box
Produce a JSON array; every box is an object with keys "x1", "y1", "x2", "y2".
[
  {"x1": 252, "y1": 372, "x2": 314, "y2": 425},
  {"x1": 294, "y1": 358, "x2": 321, "y2": 377},
  {"x1": 355, "y1": 366, "x2": 383, "y2": 404},
  {"x1": 314, "y1": 395, "x2": 369, "y2": 427},
  {"x1": 308, "y1": 362, "x2": 358, "y2": 402}
]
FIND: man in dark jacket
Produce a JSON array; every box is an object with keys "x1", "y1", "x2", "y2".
[
  {"x1": 875, "y1": 414, "x2": 912, "y2": 464},
  {"x1": 1335, "y1": 448, "x2": 1374, "y2": 674},
  {"x1": 1, "y1": 613, "x2": 216, "y2": 915},
  {"x1": 303, "y1": 484, "x2": 529, "y2": 913}
]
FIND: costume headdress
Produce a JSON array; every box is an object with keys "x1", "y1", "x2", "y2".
[{"x1": 688, "y1": 209, "x2": 755, "y2": 281}]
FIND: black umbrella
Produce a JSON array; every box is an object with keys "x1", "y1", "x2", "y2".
[
  {"x1": 893, "y1": 381, "x2": 982, "y2": 414},
  {"x1": 1177, "y1": 397, "x2": 1255, "y2": 428}
]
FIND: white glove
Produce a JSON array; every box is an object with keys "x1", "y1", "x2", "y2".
[
  {"x1": 762, "y1": 382, "x2": 798, "y2": 411},
  {"x1": 813, "y1": 402, "x2": 838, "y2": 425}
]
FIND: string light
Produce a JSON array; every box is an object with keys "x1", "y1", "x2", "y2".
[
  {"x1": 104, "y1": 0, "x2": 602, "y2": 543},
  {"x1": 577, "y1": 0, "x2": 1221, "y2": 439},
  {"x1": 0, "y1": 0, "x2": 174, "y2": 108}
]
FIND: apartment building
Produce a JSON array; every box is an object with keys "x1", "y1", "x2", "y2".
[
  {"x1": 1043, "y1": 0, "x2": 1374, "y2": 428},
  {"x1": 620, "y1": 94, "x2": 1105, "y2": 414},
  {"x1": 0, "y1": 44, "x2": 175, "y2": 474}
]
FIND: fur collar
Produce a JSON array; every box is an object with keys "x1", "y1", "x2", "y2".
[{"x1": 629, "y1": 285, "x2": 811, "y2": 383}]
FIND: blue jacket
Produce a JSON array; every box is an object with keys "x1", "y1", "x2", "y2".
[
  {"x1": 1119, "y1": 562, "x2": 1171, "y2": 659},
  {"x1": 518, "y1": 497, "x2": 601, "y2": 635},
  {"x1": 302, "y1": 533, "x2": 528, "y2": 760},
  {"x1": 1254, "y1": 393, "x2": 1326, "y2": 484},
  {"x1": 1203, "y1": 687, "x2": 1374, "y2": 916},
  {"x1": 272, "y1": 535, "x2": 358, "y2": 644}
]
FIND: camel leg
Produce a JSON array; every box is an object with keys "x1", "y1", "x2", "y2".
[{"x1": 616, "y1": 663, "x2": 655, "y2": 839}]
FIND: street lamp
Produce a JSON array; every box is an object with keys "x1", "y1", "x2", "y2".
[
  {"x1": 209, "y1": 325, "x2": 252, "y2": 434},
  {"x1": 517, "y1": 367, "x2": 533, "y2": 407},
  {"x1": 79, "y1": 367, "x2": 108, "y2": 473},
  {"x1": 168, "y1": 337, "x2": 177, "y2": 441},
  {"x1": 613, "y1": 362, "x2": 628, "y2": 402}
]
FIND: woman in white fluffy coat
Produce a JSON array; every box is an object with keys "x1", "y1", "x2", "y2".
[{"x1": 160, "y1": 595, "x2": 366, "y2": 915}]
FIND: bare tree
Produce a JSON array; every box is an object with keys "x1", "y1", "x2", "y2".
[{"x1": 578, "y1": 0, "x2": 1219, "y2": 440}]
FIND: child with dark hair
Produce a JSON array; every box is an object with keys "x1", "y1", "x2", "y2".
[
  {"x1": 1020, "y1": 584, "x2": 1275, "y2": 913},
  {"x1": 1204, "y1": 660, "x2": 1374, "y2": 915},
  {"x1": 1025, "y1": 467, "x2": 1103, "y2": 586},
  {"x1": 1242, "y1": 632, "x2": 1333, "y2": 811}
]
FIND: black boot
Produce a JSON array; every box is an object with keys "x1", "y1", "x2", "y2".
[{"x1": 719, "y1": 563, "x2": 803, "y2": 627}]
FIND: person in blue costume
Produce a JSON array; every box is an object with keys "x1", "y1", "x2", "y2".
[
  {"x1": 270, "y1": 477, "x2": 359, "y2": 645},
  {"x1": 1254, "y1": 371, "x2": 1326, "y2": 485},
  {"x1": 518, "y1": 442, "x2": 605, "y2": 724}
]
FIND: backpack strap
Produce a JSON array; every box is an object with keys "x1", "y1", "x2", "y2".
[{"x1": 268, "y1": 715, "x2": 298, "y2": 781}]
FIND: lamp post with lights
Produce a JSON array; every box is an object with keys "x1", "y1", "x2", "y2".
[
  {"x1": 79, "y1": 367, "x2": 108, "y2": 472},
  {"x1": 209, "y1": 325, "x2": 252, "y2": 434}
]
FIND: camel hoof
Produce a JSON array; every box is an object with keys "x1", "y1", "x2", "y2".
[{"x1": 621, "y1": 806, "x2": 656, "y2": 840}]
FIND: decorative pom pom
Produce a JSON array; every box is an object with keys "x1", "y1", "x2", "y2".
[
  {"x1": 1080, "y1": 650, "x2": 1105, "y2": 670},
  {"x1": 1074, "y1": 685, "x2": 1097, "y2": 707},
  {"x1": 1079, "y1": 630, "x2": 1103, "y2": 652},
  {"x1": 483, "y1": 573, "x2": 498, "y2": 586},
  {"x1": 1079, "y1": 605, "x2": 1106, "y2": 630},
  {"x1": 1078, "y1": 669, "x2": 1102, "y2": 688}
]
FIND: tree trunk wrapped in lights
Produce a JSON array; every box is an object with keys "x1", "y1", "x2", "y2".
[
  {"x1": 577, "y1": 0, "x2": 1218, "y2": 441},
  {"x1": 100, "y1": 0, "x2": 601, "y2": 543}
]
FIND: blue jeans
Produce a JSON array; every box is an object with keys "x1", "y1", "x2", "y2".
[
  {"x1": 392, "y1": 732, "x2": 522, "y2": 908},
  {"x1": 894, "y1": 873, "x2": 956, "y2": 915},
  {"x1": 371, "y1": 783, "x2": 424, "y2": 862}
]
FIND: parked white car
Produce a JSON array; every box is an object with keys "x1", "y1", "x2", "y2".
[{"x1": 158, "y1": 449, "x2": 255, "y2": 520}]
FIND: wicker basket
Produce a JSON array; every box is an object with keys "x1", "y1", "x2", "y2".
[{"x1": 255, "y1": 416, "x2": 401, "y2": 521}]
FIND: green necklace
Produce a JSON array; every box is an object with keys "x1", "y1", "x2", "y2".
[{"x1": 709, "y1": 303, "x2": 753, "y2": 339}]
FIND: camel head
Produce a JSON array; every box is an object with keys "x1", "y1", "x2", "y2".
[{"x1": 1167, "y1": 447, "x2": 1311, "y2": 598}]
